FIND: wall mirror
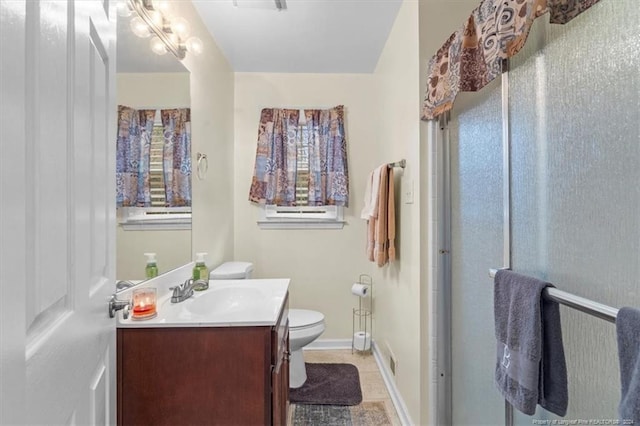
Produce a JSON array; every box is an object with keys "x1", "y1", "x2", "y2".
[{"x1": 115, "y1": 12, "x2": 192, "y2": 284}]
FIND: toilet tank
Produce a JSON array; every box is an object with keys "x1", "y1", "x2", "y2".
[{"x1": 209, "y1": 262, "x2": 254, "y2": 280}]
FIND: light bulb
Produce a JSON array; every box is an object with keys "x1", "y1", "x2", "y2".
[
  {"x1": 150, "y1": 36, "x2": 167, "y2": 55},
  {"x1": 185, "y1": 37, "x2": 203, "y2": 55},
  {"x1": 170, "y1": 17, "x2": 190, "y2": 39},
  {"x1": 130, "y1": 16, "x2": 151, "y2": 38},
  {"x1": 116, "y1": 1, "x2": 132, "y2": 17},
  {"x1": 151, "y1": 0, "x2": 171, "y2": 14}
]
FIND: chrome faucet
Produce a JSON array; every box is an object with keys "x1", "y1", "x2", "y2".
[{"x1": 171, "y1": 279, "x2": 207, "y2": 303}]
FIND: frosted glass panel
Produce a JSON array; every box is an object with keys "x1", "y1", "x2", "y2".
[
  {"x1": 450, "y1": 78, "x2": 505, "y2": 425},
  {"x1": 510, "y1": 0, "x2": 640, "y2": 422}
]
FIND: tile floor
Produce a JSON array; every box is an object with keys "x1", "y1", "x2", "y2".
[{"x1": 288, "y1": 349, "x2": 402, "y2": 426}]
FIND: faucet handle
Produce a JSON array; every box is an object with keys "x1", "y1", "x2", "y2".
[
  {"x1": 170, "y1": 279, "x2": 195, "y2": 303},
  {"x1": 108, "y1": 295, "x2": 131, "y2": 319}
]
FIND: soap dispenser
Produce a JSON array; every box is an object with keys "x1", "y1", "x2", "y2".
[
  {"x1": 192, "y1": 252, "x2": 209, "y2": 291},
  {"x1": 144, "y1": 253, "x2": 158, "y2": 279}
]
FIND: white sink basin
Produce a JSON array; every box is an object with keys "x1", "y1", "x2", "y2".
[
  {"x1": 186, "y1": 285, "x2": 265, "y2": 316},
  {"x1": 116, "y1": 278, "x2": 290, "y2": 328}
]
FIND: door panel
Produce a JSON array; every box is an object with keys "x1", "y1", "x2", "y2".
[
  {"x1": 510, "y1": 0, "x2": 640, "y2": 422},
  {"x1": 450, "y1": 78, "x2": 505, "y2": 425},
  {"x1": 1, "y1": 0, "x2": 116, "y2": 423},
  {"x1": 448, "y1": 0, "x2": 640, "y2": 424}
]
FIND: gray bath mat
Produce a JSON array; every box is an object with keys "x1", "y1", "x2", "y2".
[{"x1": 290, "y1": 363, "x2": 363, "y2": 406}]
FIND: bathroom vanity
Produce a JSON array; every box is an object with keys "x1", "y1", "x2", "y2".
[{"x1": 116, "y1": 279, "x2": 290, "y2": 426}]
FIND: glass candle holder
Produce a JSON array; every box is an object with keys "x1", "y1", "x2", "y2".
[{"x1": 131, "y1": 287, "x2": 157, "y2": 320}]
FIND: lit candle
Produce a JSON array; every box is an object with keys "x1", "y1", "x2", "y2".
[{"x1": 132, "y1": 288, "x2": 157, "y2": 319}]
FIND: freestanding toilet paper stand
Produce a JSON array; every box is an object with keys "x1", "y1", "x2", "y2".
[{"x1": 352, "y1": 274, "x2": 373, "y2": 353}]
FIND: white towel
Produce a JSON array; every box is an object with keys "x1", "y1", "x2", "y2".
[{"x1": 360, "y1": 165, "x2": 383, "y2": 220}]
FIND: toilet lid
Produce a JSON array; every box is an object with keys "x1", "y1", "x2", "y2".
[
  {"x1": 209, "y1": 261, "x2": 254, "y2": 279},
  {"x1": 289, "y1": 309, "x2": 324, "y2": 329}
]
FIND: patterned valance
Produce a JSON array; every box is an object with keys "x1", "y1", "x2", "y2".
[{"x1": 421, "y1": 0, "x2": 602, "y2": 120}]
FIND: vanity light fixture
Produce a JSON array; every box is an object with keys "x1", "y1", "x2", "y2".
[
  {"x1": 119, "y1": 0, "x2": 203, "y2": 60},
  {"x1": 232, "y1": 0, "x2": 287, "y2": 10}
]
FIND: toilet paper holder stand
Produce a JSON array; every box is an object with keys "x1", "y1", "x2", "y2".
[{"x1": 352, "y1": 274, "x2": 373, "y2": 354}]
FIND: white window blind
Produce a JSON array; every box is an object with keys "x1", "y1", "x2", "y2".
[{"x1": 149, "y1": 125, "x2": 166, "y2": 207}]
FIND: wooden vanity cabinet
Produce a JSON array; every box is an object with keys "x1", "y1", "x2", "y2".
[{"x1": 117, "y1": 294, "x2": 289, "y2": 426}]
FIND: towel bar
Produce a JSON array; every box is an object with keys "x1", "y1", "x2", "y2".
[
  {"x1": 489, "y1": 268, "x2": 619, "y2": 323},
  {"x1": 387, "y1": 159, "x2": 406, "y2": 169}
]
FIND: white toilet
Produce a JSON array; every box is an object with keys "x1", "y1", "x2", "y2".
[
  {"x1": 287, "y1": 308, "x2": 325, "y2": 388},
  {"x1": 209, "y1": 262, "x2": 325, "y2": 389}
]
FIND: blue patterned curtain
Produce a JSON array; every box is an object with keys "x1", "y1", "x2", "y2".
[
  {"x1": 305, "y1": 105, "x2": 349, "y2": 207},
  {"x1": 116, "y1": 106, "x2": 155, "y2": 207},
  {"x1": 248, "y1": 108, "x2": 300, "y2": 205},
  {"x1": 160, "y1": 108, "x2": 191, "y2": 207}
]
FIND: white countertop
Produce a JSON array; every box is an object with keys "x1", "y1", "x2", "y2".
[{"x1": 117, "y1": 278, "x2": 290, "y2": 328}]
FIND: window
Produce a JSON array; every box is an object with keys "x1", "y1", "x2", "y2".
[
  {"x1": 257, "y1": 123, "x2": 345, "y2": 229},
  {"x1": 119, "y1": 112, "x2": 191, "y2": 230}
]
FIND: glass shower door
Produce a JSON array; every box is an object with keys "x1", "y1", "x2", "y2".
[
  {"x1": 448, "y1": 1, "x2": 639, "y2": 423},
  {"x1": 449, "y1": 79, "x2": 506, "y2": 425},
  {"x1": 509, "y1": 0, "x2": 640, "y2": 422}
]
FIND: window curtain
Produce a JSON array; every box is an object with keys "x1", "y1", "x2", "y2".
[
  {"x1": 116, "y1": 105, "x2": 156, "y2": 207},
  {"x1": 248, "y1": 108, "x2": 300, "y2": 205},
  {"x1": 160, "y1": 108, "x2": 191, "y2": 207},
  {"x1": 304, "y1": 105, "x2": 349, "y2": 207},
  {"x1": 421, "y1": 0, "x2": 603, "y2": 120}
]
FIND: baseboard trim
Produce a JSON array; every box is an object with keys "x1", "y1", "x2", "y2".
[
  {"x1": 303, "y1": 339, "x2": 413, "y2": 425},
  {"x1": 372, "y1": 342, "x2": 413, "y2": 426},
  {"x1": 303, "y1": 338, "x2": 352, "y2": 350}
]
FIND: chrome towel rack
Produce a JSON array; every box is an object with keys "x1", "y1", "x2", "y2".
[
  {"x1": 489, "y1": 268, "x2": 619, "y2": 323},
  {"x1": 387, "y1": 159, "x2": 406, "y2": 169}
]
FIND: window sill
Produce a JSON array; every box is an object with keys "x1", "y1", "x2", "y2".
[
  {"x1": 257, "y1": 205, "x2": 345, "y2": 229},
  {"x1": 257, "y1": 220, "x2": 345, "y2": 230},
  {"x1": 118, "y1": 207, "x2": 191, "y2": 231},
  {"x1": 120, "y1": 219, "x2": 191, "y2": 231}
]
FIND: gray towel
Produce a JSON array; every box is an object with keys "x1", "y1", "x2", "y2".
[
  {"x1": 494, "y1": 270, "x2": 568, "y2": 416},
  {"x1": 616, "y1": 307, "x2": 640, "y2": 423}
]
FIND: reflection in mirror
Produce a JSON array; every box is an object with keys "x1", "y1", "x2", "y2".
[{"x1": 115, "y1": 11, "x2": 192, "y2": 283}]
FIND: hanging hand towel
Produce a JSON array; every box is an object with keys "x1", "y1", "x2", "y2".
[
  {"x1": 374, "y1": 166, "x2": 389, "y2": 267},
  {"x1": 616, "y1": 307, "x2": 640, "y2": 424},
  {"x1": 494, "y1": 270, "x2": 568, "y2": 416},
  {"x1": 361, "y1": 166, "x2": 382, "y2": 220},
  {"x1": 364, "y1": 165, "x2": 384, "y2": 261},
  {"x1": 387, "y1": 167, "x2": 396, "y2": 262}
]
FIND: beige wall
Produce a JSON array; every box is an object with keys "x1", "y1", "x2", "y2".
[
  {"x1": 117, "y1": 72, "x2": 190, "y2": 108},
  {"x1": 370, "y1": 1, "x2": 422, "y2": 422},
  {"x1": 116, "y1": 73, "x2": 191, "y2": 281},
  {"x1": 115, "y1": 227, "x2": 191, "y2": 281}
]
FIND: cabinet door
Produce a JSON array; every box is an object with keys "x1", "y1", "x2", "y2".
[
  {"x1": 271, "y1": 326, "x2": 289, "y2": 426},
  {"x1": 118, "y1": 327, "x2": 272, "y2": 426}
]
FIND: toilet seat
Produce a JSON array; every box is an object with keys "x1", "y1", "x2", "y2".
[{"x1": 289, "y1": 309, "x2": 324, "y2": 330}]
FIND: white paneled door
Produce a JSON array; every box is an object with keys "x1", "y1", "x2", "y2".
[{"x1": 1, "y1": 0, "x2": 116, "y2": 424}]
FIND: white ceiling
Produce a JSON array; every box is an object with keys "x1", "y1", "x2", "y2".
[{"x1": 117, "y1": 0, "x2": 402, "y2": 74}]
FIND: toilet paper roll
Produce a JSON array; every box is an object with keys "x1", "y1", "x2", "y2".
[
  {"x1": 351, "y1": 283, "x2": 370, "y2": 297},
  {"x1": 353, "y1": 332, "x2": 371, "y2": 351}
]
